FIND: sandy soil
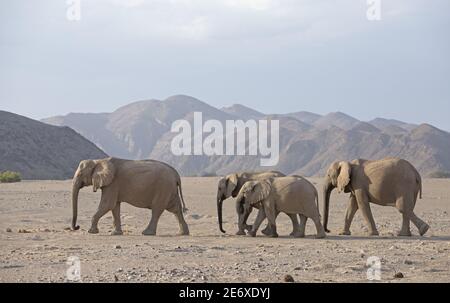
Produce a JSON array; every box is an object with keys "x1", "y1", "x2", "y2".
[{"x1": 0, "y1": 177, "x2": 449, "y2": 283}]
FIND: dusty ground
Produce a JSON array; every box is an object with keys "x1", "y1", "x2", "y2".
[{"x1": 0, "y1": 177, "x2": 449, "y2": 283}]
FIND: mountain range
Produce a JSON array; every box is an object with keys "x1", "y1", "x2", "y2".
[
  {"x1": 41, "y1": 95, "x2": 450, "y2": 177},
  {"x1": 0, "y1": 111, "x2": 107, "y2": 179}
]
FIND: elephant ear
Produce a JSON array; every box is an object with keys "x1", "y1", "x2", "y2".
[
  {"x1": 247, "y1": 181, "x2": 271, "y2": 206},
  {"x1": 337, "y1": 161, "x2": 351, "y2": 193},
  {"x1": 92, "y1": 159, "x2": 115, "y2": 192},
  {"x1": 225, "y1": 174, "x2": 238, "y2": 198}
]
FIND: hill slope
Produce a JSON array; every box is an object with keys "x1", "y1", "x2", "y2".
[{"x1": 0, "y1": 111, "x2": 107, "y2": 179}]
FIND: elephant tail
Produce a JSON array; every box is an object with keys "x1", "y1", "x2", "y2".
[
  {"x1": 418, "y1": 174, "x2": 422, "y2": 200},
  {"x1": 177, "y1": 179, "x2": 188, "y2": 213},
  {"x1": 314, "y1": 187, "x2": 321, "y2": 219}
]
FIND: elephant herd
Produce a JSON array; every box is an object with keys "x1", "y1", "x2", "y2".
[{"x1": 71, "y1": 157, "x2": 429, "y2": 238}]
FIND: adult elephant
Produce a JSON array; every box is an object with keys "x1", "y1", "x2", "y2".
[
  {"x1": 216, "y1": 171, "x2": 299, "y2": 235},
  {"x1": 71, "y1": 157, "x2": 189, "y2": 236},
  {"x1": 323, "y1": 158, "x2": 429, "y2": 237}
]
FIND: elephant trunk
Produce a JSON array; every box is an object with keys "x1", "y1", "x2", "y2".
[
  {"x1": 217, "y1": 196, "x2": 226, "y2": 233},
  {"x1": 71, "y1": 178, "x2": 82, "y2": 231},
  {"x1": 323, "y1": 177, "x2": 334, "y2": 233}
]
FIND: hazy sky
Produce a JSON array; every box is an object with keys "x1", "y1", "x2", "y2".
[{"x1": 1, "y1": 0, "x2": 449, "y2": 130}]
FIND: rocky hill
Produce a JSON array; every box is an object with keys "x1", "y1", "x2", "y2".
[
  {"x1": 42, "y1": 95, "x2": 450, "y2": 177},
  {"x1": 0, "y1": 111, "x2": 108, "y2": 179}
]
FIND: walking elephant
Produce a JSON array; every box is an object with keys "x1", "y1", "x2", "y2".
[
  {"x1": 71, "y1": 157, "x2": 189, "y2": 236},
  {"x1": 236, "y1": 176, "x2": 326, "y2": 238},
  {"x1": 323, "y1": 158, "x2": 429, "y2": 237},
  {"x1": 216, "y1": 171, "x2": 301, "y2": 235}
]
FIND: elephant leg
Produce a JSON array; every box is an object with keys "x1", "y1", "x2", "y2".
[
  {"x1": 168, "y1": 200, "x2": 190, "y2": 236},
  {"x1": 142, "y1": 208, "x2": 164, "y2": 236},
  {"x1": 289, "y1": 214, "x2": 302, "y2": 238},
  {"x1": 410, "y1": 213, "x2": 429, "y2": 236},
  {"x1": 248, "y1": 208, "x2": 267, "y2": 237},
  {"x1": 110, "y1": 203, "x2": 123, "y2": 235},
  {"x1": 311, "y1": 215, "x2": 326, "y2": 239},
  {"x1": 293, "y1": 214, "x2": 307, "y2": 238},
  {"x1": 261, "y1": 211, "x2": 281, "y2": 236},
  {"x1": 237, "y1": 203, "x2": 252, "y2": 235},
  {"x1": 89, "y1": 192, "x2": 115, "y2": 234},
  {"x1": 398, "y1": 213, "x2": 412, "y2": 237},
  {"x1": 355, "y1": 190, "x2": 379, "y2": 236},
  {"x1": 340, "y1": 195, "x2": 358, "y2": 235},
  {"x1": 396, "y1": 198, "x2": 413, "y2": 236},
  {"x1": 264, "y1": 206, "x2": 278, "y2": 238}
]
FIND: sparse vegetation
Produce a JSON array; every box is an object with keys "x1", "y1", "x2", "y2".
[
  {"x1": 0, "y1": 171, "x2": 22, "y2": 183},
  {"x1": 429, "y1": 171, "x2": 450, "y2": 179}
]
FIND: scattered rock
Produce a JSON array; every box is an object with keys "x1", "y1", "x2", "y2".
[
  {"x1": 114, "y1": 245, "x2": 122, "y2": 249},
  {"x1": 114, "y1": 275, "x2": 119, "y2": 282},
  {"x1": 117, "y1": 268, "x2": 123, "y2": 273},
  {"x1": 404, "y1": 260, "x2": 413, "y2": 265},
  {"x1": 394, "y1": 272, "x2": 404, "y2": 279},
  {"x1": 6, "y1": 228, "x2": 12, "y2": 232},
  {"x1": 18, "y1": 229, "x2": 31, "y2": 233},
  {"x1": 283, "y1": 275, "x2": 295, "y2": 283},
  {"x1": 359, "y1": 249, "x2": 366, "y2": 258}
]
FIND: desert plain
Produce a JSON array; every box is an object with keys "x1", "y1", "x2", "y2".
[{"x1": 0, "y1": 177, "x2": 449, "y2": 283}]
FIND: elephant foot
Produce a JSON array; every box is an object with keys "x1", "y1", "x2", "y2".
[
  {"x1": 270, "y1": 232, "x2": 279, "y2": 238},
  {"x1": 142, "y1": 229, "x2": 156, "y2": 236},
  {"x1": 177, "y1": 230, "x2": 190, "y2": 236},
  {"x1": 397, "y1": 230, "x2": 412, "y2": 237},
  {"x1": 244, "y1": 224, "x2": 253, "y2": 232},
  {"x1": 419, "y1": 224, "x2": 429, "y2": 236},
  {"x1": 291, "y1": 232, "x2": 305, "y2": 238},
  {"x1": 316, "y1": 232, "x2": 326, "y2": 239},
  {"x1": 88, "y1": 227, "x2": 99, "y2": 234},
  {"x1": 368, "y1": 230, "x2": 379, "y2": 236},
  {"x1": 325, "y1": 229, "x2": 331, "y2": 233},
  {"x1": 261, "y1": 227, "x2": 272, "y2": 236},
  {"x1": 339, "y1": 230, "x2": 351, "y2": 236},
  {"x1": 111, "y1": 230, "x2": 123, "y2": 236},
  {"x1": 248, "y1": 230, "x2": 257, "y2": 237},
  {"x1": 236, "y1": 230, "x2": 246, "y2": 236}
]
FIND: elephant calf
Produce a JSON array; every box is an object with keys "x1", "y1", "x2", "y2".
[
  {"x1": 216, "y1": 171, "x2": 300, "y2": 236},
  {"x1": 71, "y1": 157, "x2": 189, "y2": 236},
  {"x1": 236, "y1": 176, "x2": 326, "y2": 239}
]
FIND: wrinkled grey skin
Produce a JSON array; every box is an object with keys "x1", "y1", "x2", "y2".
[
  {"x1": 323, "y1": 158, "x2": 429, "y2": 237},
  {"x1": 72, "y1": 157, "x2": 189, "y2": 236},
  {"x1": 236, "y1": 176, "x2": 325, "y2": 239},
  {"x1": 216, "y1": 171, "x2": 299, "y2": 235}
]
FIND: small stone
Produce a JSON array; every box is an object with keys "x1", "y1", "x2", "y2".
[
  {"x1": 404, "y1": 260, "x2": 413, "y2": 265},
  {"x1": 283, "y1": 274, "x2": 295, "y2": 283},
  {"x1": 201, "y1": 275, "x2": 207, "y2": 281},
  {"x1": 359, "y1": 249, "x2": 366, "y2": 258},
  {"x1": 18, "y1": 229, "x2": 31, "y2": 233},
  {"x1": 394, "y1": 272, "x2": 404, "y2": 279},
  {"x1": 114, "y1": 245, "x2": 122, "y2": 249},
  {"x1": 117, "y1": 268, "x2": 123, "y2": 272},
  {"x1": 6, "y1": 228, "x2": 12, "y2": 232},
  {"x1": 114, "y1": 275, "x2": 119, "y2": 282}
]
